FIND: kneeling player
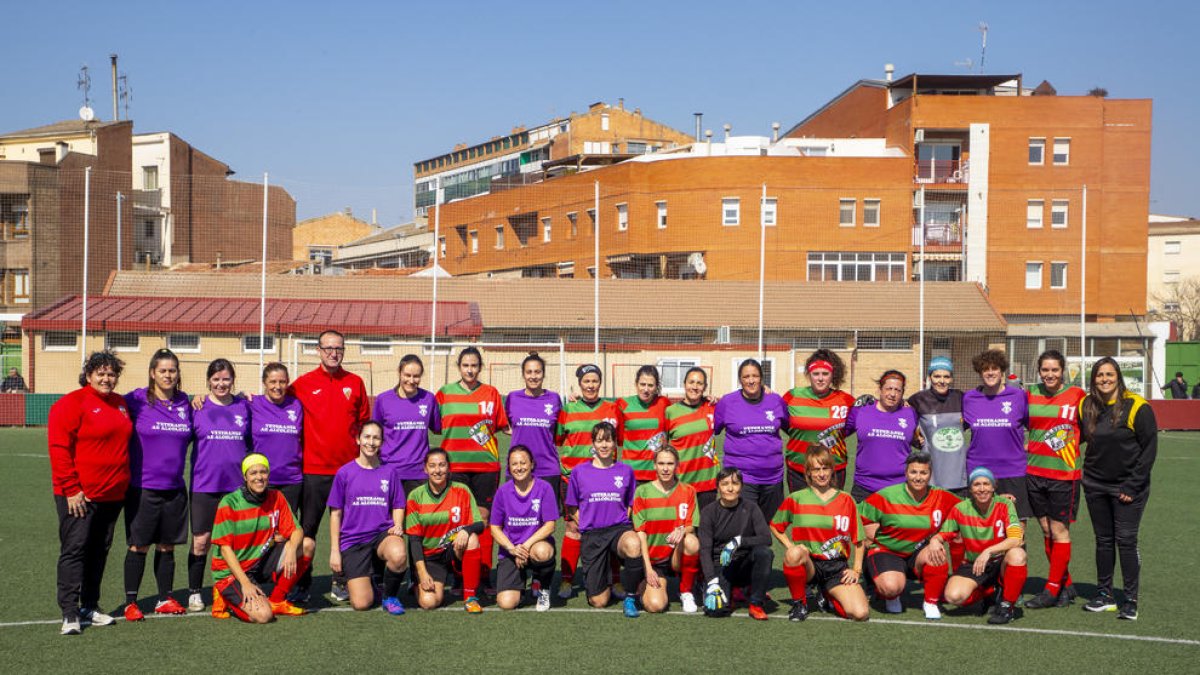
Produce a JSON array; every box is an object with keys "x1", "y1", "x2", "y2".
[
  {"x1": 771, "y1": 446, "x2": 868, "y2": 622},
  {"x1": 860, "y1": 451, "x2": 961, "y2": 619},
  {"x1": 565, "y1": 422, "x2": 644, "y2": 618},
  {"x1": 698, "y1": 467, "x2": 774, "y2": 620},
  {"x1": 210, "y1": 454, "x2": 312, "y2": 623},
  {"x1": 490, "y1": 446, "x2": 559, "y2": 611},
  {"x1": 328, "y1": 421, "x2": 409, "y2": 615},
  {"x1": 633, "y1": 447, "x2": 701, "y2": 613},
  {"x1": 940, "y1": 467, "x2": 1027, "y2": 624},
  {"x1": 405, "y1": 448, "x2": 485, "y2": 613}
]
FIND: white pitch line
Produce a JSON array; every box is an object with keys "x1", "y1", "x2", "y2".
[
  {"x1": 2, "y1": 453, "x2": 47, "y2": 459},
  {"x1": 3, "y1": 604, "x2": 1197, "y2": 646}
]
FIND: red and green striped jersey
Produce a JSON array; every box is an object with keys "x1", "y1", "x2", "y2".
[
  {"x1": 859, "y1": 484, "x2": 961, "y2": 557},
  {"x1": 940, "y1": 496, "x2": 1020, "y2": 563},
  {"x1": 782, "y1": 387, "x2": 854, "y2": 472},
  {"x1": 556, "y1": 398, "x2": 620, "y2": 478},
  {"x1": 210, "y1": 488, "x2": 297, "y2": 581},
  {"x1": 436, "y1": 381, "x2": 508, "y2": 473},
  {"x1": 617, "y1": 395, "x2": 669, "y2": 482},
  {"x1": 631, "y1": 481, "x2": 699, "y2": 564},
  {"x1": 1026, "y1": 385, "x2": 1086, "y2": 481},
  {"x1": 404, "y1": 481, "x2": 481, "y2": 557},
  {"x1": 771, "y1": 488, "x2": 863, "y2": 562},
  {"x1": 665, "y1": 401, "x2": 719, "y2": 492}
]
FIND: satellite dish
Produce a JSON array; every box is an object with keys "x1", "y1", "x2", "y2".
[
  {"x1": 79, "y1": 106, "x2": 95, "y2": 122},
  {"x1": 688, "y1": 252, "x2": 707, "y2": 275}
]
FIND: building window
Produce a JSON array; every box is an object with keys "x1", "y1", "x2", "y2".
[
  {"x1": 806, "y1": 252, "x2": 906, "y2": 282},
  {"x1": 166, "y1": 334, "x2": 200, "y2": 353},
  {"x1": 628, "y1": 141, "x2": 648, "y2": 154},
  {"x1": 793, "y1": 336, "x2": 846, "y2": 350},
  {"x1": 839, "y1": 199, "x2": 856, "y2": 227},
  {"x1": 1025, "y1": 262, "x2": 1044, "y2": 289},
  {"x1": 1164, "y1": 240, "x2": 1181, "y2": 255},
  {"x1": 587, "y1": 209, "x2": 597, "y2": 235},
  {"x1": 44, "y1": 331, "x2": 78, "y2": 351},
  {"x1": 762, "y1": 198, "x2": 777, "y2": 227},
  {"x1": 1053, "y1": 138, "x2": 1070, "y2": 165},
  {"x1": 11, "y1": 269, "x2": 30, "y2": 304},
  {"x1": 1051, "y1": 200, "x2": 1069, "y2": 228},
  {"x1": 243, "y1": 335, "x2": 276, "y2": 354},
  {"x1": 601, "y1": 113, "x2": 609, "y2": 131},
  {"x1": 1028, "y1": 138, "x2": 1045, "y2": 165},
  {"x1": 730, "y1": 357, "x2": 775, "y2": 390},
  {"x1": 656, "y1": 201, "x2": 667, "y2": 229},
  {"x1": 722, "y1": 198, "x2": 740, "y2": 226},
  {"x1": 863, "y1": 199, "x2": 880, "y2": 227},
  {"x1": 568, "y1": 212, "x2": 579, "y2": 238},
  {"x1": 1050, "y1": 262, "x2": 1068, "y2": 289},
  {"x1": 142, "y1": 166, "x2": 158, "y2": 190},
  {"x1": 857, "y1": 336, "x2": 913, "y2": 350},
  {"x1": 143, "y1": 220, "x2": 156, "y2": 238},
  {"x1": 658, "y1": 357, "x2": 701, "y2": 394},
  {"x1": 438, "y1": 236, "x2": 446, "y2": 258},
  {"x1": 1164, "y1": 270, "x2": 1181, "y2": 284},
  {"x1": 1026, "y1": 200, "x2": 1044, "y2": 229},
  {"x1": 542, "y1": 217, "x2": 552, "y2": 243},
  {"x1": 495, "y1": 225, "x2": 505, "y2": 249},
  {"x1": 360, "y1": 336, "x2": 393, "y2": 355},
  {"x1": 616, "y1": 203, "x2": 628, "y2": 231},
  {"x1": 105, "y1": 332, "x2": 139, "y2": 352},
  {"x1": 470, "y1": 231, "x2": 479, "y2": 254}
]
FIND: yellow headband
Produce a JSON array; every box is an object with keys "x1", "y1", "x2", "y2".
[{"x1": 242, "y1": 453, "x2": 270, "y2": 476}]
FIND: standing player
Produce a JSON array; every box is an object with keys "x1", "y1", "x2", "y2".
[
  {"x1": 940, "y1": 467, "x2": 1027, "y2": 624},
  {"x1": 783, "y1": 349, "x2": 855, "y2": 491},
  {"x1": 617, "y1": 365, "x2": 670, "y2": 484},
  {"x1": 290, "y1": 329, "x2": 370, "y2": 604},
  {"x1": 504, "y1": 353, "x2": 563, "y2": 498},
  {"x1": 665, "y1": 366, "x2": 719, "y2": 510},
  {"x1": 908, "y1": 356, "x2": 967, "y2": 495},
  {"x1": 714, "y1": 359, "x2": 789, "y2": 520},
  {"x1": 962, "y1": 350, "x2": 1031, "y2": 521},
  {"x1": 122, "y1": 349, "x2": 192, "y2": 621},
  {"x1": 374, "y1": 354, "x2": 441, "y2": 496},
  {"x1": 405, "y1": 448, "x2": 485, "y2": 613},
  {"x1": 209, "y1": 454, "x2": 311, "y2": 622},
  {"x1": 1023, "y1": 349, "x2": 1086, "y2": 609},
  {"x1": 844, "y1": 370, "x2": 918, "y2": 502},
  {"x1": 698, "y1": 467, "x2": 775, "y2": 620},
  {"x1": 188, "y1": 359, "x2": 251, "y2": 613},
  {"x1": 490, "y1": 446, "x2": 559, "y2": 611},
  {"x1": 437, "y1": 347, "x2": 508, "y2": 592},
  {"x1": 565, "y1": 422, "x2": 644, "y2": 618},
  {"x1": 859, "y1": 452, "x2": 961, "y2": 619},
  {"x1": 633, "y1": 447, "x2": 701, "y2": 614},
  {"x1": 328, "y1": 421, "x2": 409, "y2": 614},
  {"x1": 248, "y1": 363, "x2": 304, "y2": 512},
  {"x1": 555, "y1": 363, "x2": 619, "y2": 598},
  {"x1": 772, "y1": 447, "x2": 869, "y2": 622}
]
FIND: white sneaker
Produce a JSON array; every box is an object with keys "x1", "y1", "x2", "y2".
[
  {"x1": 79, "y1": 608, "x2": 115, "y2": 626},
  {"x1": 536, "y1": 589, "x2": 551, "y2": 612},
  {"x1": 923, "y1": 601, "x2": 942, "y2": 621},
  {"x1": 60, "y1": 618, "x2": 81, "y2": 635},
  {"x1": 187, "y1": 592, "x2": 205, "y2": 612},
  {"x1": 884, "y1": 597, "x2": 903, "y2": 614},
  {"x1": 680, "y1": 592, "x2": 698, "y2": 614}
]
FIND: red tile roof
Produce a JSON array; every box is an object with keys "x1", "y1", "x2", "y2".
[{"x1": 22, "y1": 296, "x2": 482, "y2": 338}]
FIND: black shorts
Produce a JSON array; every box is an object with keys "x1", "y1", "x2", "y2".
[
  {"x1": 301, "y1": 474, "x2": 335, "y2": 537},
  {"x1": 741, "y1": 481, "x2": 785, "y2": 521},
  {"x1": 953, "y1": 556, "x2": 1003, "y2": 587},
  {"x1": 495, "y1": 544, "x2": 557, "y2": 592},
  {"x1": 1026, "y1": 475, "x2": 1080, "y2": 524},
  {"x1": 650, "y1": 560, "x2": 677, "y2": 581},
  {"x1": 340, "y1": 530, "x2": 392, "y2": 581},
  {"x1": 216, "y1": 543, "x2": 284, "y2": 605},
  {"x1": 788, "y1": 467, "x2": 847, "y2": 493},
  {"x1": 451, "y1": 471, "x2": 499, "y2": 510},
  {"x1": 849, "y1": 483, "x2": 873, "y2": 503},
  {"x1": 994, "y1": 476, "x2": 1032, "y2": 520},
  {"x1": 580, "y1": 524, "x2": 631, "y2": 598},
  {"x1": 866, "y1": 550, "x2": 919, "y2": 581},
  {"x1": 811, "y1": 558, "x2": 851, "y2": 592},
  {"x1": 125, "y1": 487, "x2": 188, "y2": 547},
  {"x1": 421, "y1": 548, "x2": 460, "y2": 586},
  {"x1": 189, "y1": 491, "x2": 225, "y2": 535},
  {"x1": 271, "y1": 482, "x2": 302, "y2": 515}
]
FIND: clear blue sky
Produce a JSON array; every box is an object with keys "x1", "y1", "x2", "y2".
[{"x1": 3, "y1": 0, "x2": 1195, "y2": 224}]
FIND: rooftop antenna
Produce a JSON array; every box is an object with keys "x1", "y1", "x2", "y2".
[
  {"x1": 118, "y1": 73, "x2": 132, "y2": 121},
  {"x1": 77, "y1": 64, "x2": 95, "y2": 122},
  {"x1": 978, "y1": 22, "x2": 989, "y2": 73}
]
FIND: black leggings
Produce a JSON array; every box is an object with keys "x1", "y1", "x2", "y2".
[
  {"x1": 56, "y1": 497, "x2": 123, "y2": 619},
  {"x1": 1085, "y1": 489, "x2": 1147, "y2": 602},
  {"x1": 717, "y1": 545, "x2": 774, "y2": 608}
]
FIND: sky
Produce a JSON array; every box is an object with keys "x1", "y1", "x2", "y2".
[{"x1": 3, "y1": 0, "x2": 1195, "y2": 225}]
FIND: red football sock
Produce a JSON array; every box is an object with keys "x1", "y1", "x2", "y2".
[
  {"x1": 961, "y1": 584, "x2": 992, "y2": 607},
  {"x1": 680, "y1": 553, "x2": 700, "y2": 596},
  {"x1": 783, "y1": 564, "x2": 809, "y2": 602},
  {"x1": 478, "y1": 528, "x2": 494, "y2": 574},
  {"x1": 949, "y1": 539, "x2": 965, "y2": 571},
  {"x1": 826, "y1": 593, "x2": 847, "y2": 618},
  {"x1": 1002, "y1": 565, "x2": 1026, "y2": 604},
  {"x1": 270, "y1": 555, "x2": 312, "y2": 602},
  {"x1": 561, "y1": 535, "x2": 581, "y2": 582},
  {"x1": 461, "y1": 547, "x2": 482, "y2": 600},
  {"x1": 1046, "y1": 541, "x2": 1071, "y2": 595},
  {"x1": 921, "y1": 563, "x2": 948, "y2": 604}
]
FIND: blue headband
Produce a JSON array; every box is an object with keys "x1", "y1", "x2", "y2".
[{"x1": 968, "y1": 466, "x2": 995, "y2": 485}]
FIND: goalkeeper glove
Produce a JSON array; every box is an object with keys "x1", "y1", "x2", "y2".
[
  {"x1": 704, "y1": 578, "x2": 727, "y2": 612},
  {"x1": 854, "y1": 394, "x2": 876, "y2": 408},
  {"x1": 719, "y1": 536, "x2": 741, "y2": 566}
]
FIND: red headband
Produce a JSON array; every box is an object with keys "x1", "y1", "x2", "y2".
[{"x1": 807, "y1": 360, "x2": 834, "y2": 374}]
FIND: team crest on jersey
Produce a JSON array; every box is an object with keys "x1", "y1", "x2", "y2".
[
  {"x1": 820, "y1": 535, "x2": 851, "y2": 560},
  {"x1": 701, "y1": 437, "x2": 717, "y2": 461},
  {"x1": 613, "y1": 475, "x2": 625, "y2": 489},
  {"x1": 92, "y1": 408, "x2": 101, "y2": 414},
  {"x1": 544, "y1": 403, "x2": 554, "y2": 416},
  {"x1": 647, "y1": 432, "x2": 668, "y2": 452},
  {"x1": 380, "y1": 479, "x2": 390, "y2": 494},
  {"x1": 234, "y1": 414, "x2": 245, "y2": 428},
  {"x1": 766, "y1": 410, "x2": 776, "y2": 422},
  {"x1": 932, "y1": 426, "x2": 965, "y2": 452},
  {"x1": 119, "y1": 406, "x2": 128, "y2": 416},
  {"x1": 178, "y1": 408, "x2": 187, "y2": 420},
  {"x1": 898, "y1": 417, "x2": 908, "y2": 429},
  {"x1": 312, "y1": 389, "x2": 322, "y2": 395},
  {"x1": 343, "y1": 387, "x2": 353, "y2": 399},
  {"x1": 532, "y1": 498, "x2": 542, "y2": 513},
  {"x1": 1002, "y1": 401, "x2": 1013, "y2": 415},
  {"x1": 419, "y1": 404, "x2": 428, "y2": 417},
  {"x1": 287, "y1": 409, "x2": 298, "y2": 422}
]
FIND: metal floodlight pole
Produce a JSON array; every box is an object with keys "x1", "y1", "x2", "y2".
[
  {"x1": 433, "y1": 176, "x2": 442, "y2": 348},
  {"x1": 259, "y1": 173, "x2": 269, "y2": 389},
  {"x1": 758, "y1": 183, "x2": 767, "y2": 359},
  {"x1": 115, "y1": 191, "x2": 123, "y2": 271},
  {"x1": 1080, "y1": 184, "x2": 1087, "y2": 384},
  {"x1": 594, "y1": 180, "x2": 600, "y2": 362},
  {"x1": 81, "y1": 167, "x2": 91, "y2": 365},
  {"x1": 919, "y1": 185, "x2": 926, "y2": 381}
]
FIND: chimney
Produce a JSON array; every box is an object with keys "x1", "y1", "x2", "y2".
[
  {"x1": 693, "y1": 113, "x2": 703, "y2": 142},
  {"x1": 618, "y1": 98, "x2": 624, "y2": 110},
  {"x1": 344, "y1": 206, "x2": 353, "y2": 217},
  {"x1": 110, "y1": 54, "x2": 119, "y2": 121},
  {"x1": 723, "y1": 123, "x2": 731, "y2": 141},
  {"x1": 884, "y1": 63, "x2": 895, "y2": 82},
  {"x1": 771, "y1": 122, "x2": 781, "y2": 142},
  {"x1": 704, "y1": 129, "x2": 713, "y2": 156},
  {"x1": 371, "y1": 208, "x2": 377, "y2": 225}
]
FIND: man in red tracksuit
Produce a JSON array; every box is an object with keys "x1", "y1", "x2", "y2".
[{"x1": 290, "y1": 330, "x2": 370, "y2": 602}]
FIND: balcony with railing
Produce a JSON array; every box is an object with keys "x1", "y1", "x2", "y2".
[
  {"x1": 914, "y1": 158, "x2": 969, "y2": 185},
  {"x1": 911, "y1": 222, "x2": 963, "y2": 253}
]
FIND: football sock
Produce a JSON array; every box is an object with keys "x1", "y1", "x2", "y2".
[
  {"x1": 620, "y1": 556, "x2": 645, "y2": 594},
  {"x1": 1002, "y1": 564, "x2": 1026, "y2": 604},
  {"x1": 187, "y1": 552, "x2": 206, "y2": 593},
  {"x1": 270, "y1": 555, "x2": 311, "y2": 603},
  {"x1": 922, "y1": 562, "x2": 948, "y2": 604},
  {"x1": 461, "y1": 548, "x2": 482, "y2": 600},
  {"x1": 680, "y1": 553, "x2": 700, "y2": 596},
  {"x1": 783, "y1": 564, "x2": 809, "y2": 602},
  {"x1": 124, "y1": 550, "x2": 147, "y2": 602},
  {"x1": 153, "y1": 549, "x2": 175, "y2": 599},
  {"x1": 561, "y1": 534, "x2": 581, "y2": 582},
  {"x1": 383, "y1": 567, "x2": 405, "y2": 598},
  {"x1": 1047, "y1": 541, "x2": 1072, "y2": 595}
]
